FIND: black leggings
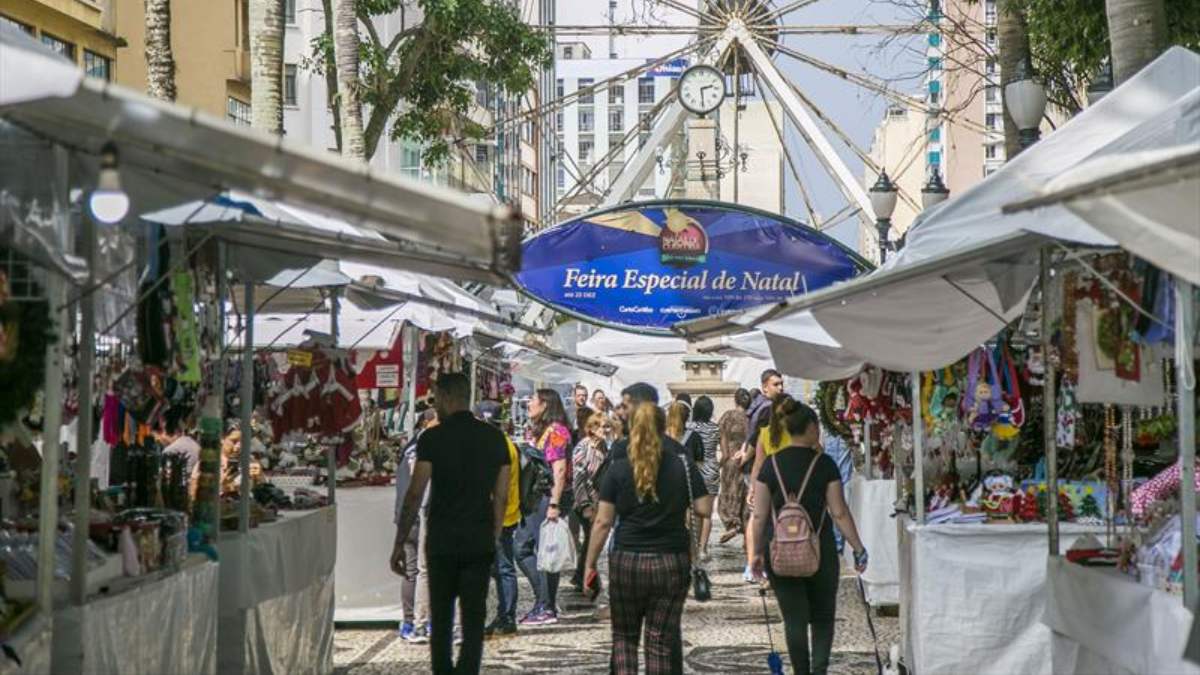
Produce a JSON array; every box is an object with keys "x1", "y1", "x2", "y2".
[{"x1": 767, "y1": 546, "x2": 839, "y2": 675}]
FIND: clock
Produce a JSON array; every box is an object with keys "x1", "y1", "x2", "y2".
[{"x1": 677, "y1": 64, "x2": 726, "y2": 116}]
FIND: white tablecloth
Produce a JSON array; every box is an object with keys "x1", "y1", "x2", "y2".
[
  {"x1": 52, "y1": 558, "x2": 219, "y2": 675},
  {"x1": 1044, "y1": 556, "x2": 1199, "y2": 675},
  {"x1": 0, "y1": 614, "x2": 51, "y2": 675},
  {"x1": 334, "y1": 486, "x2": 403, "y2": 622},
  {"x1": 899, "y1": 519, "x2": 1105, "y2": 675},
  {"x1": 217, "y1": 508, "x2": 336, "y2": 675},
  {"x1": 843, "y1": 477, "x2": 898, "y2": 606}
]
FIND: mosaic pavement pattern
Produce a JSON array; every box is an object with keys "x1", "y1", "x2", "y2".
[{"x1": 334, "y1": 529, "x2": 899, "y2": 674}]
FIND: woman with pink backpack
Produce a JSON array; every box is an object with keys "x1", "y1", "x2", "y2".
[{"x1": 748, "y1": 396, "x2": 868, "y2": 675}]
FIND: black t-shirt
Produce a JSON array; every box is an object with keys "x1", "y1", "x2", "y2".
[
  {"x1": 599, "y1": 439, "x2": 708, "y2": 554},
  {"x1": 681, "y1": 431, "x2": 705, "y2": 463},
  {"x1": 417, "y1": 411, "x2": 511, "y2": 556},
  {"x1": 756, "y1": 446, "x2": 840, "y2": 549},
  {"x1": 608, "y1": 435, "x2": 689, "y2": 462}
]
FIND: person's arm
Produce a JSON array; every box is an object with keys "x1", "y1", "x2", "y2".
[
  {"x1": 748, "y1": 479, "x2": 771, "y2": 578},
  {"x1": 584, "y1": 501, "x2": 616, "y2": 573},
  {"x1": 547, "y1": 458, "x2": 567, "y2": 520},
  {"x1": 826, "y1": 479, "x2": 867, "y2": 570},
  {"x1": 747, "y1": 435, "x2": 766, "y2": 505},
  {"x1": 390, "y1": 460, "x2": 430, "y2": 575},
  {"x1": 492, "y1": 464, "x2": 511, "y2": 540}
]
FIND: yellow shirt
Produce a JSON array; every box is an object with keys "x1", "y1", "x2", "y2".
[
  {"x1": 503, "y1": 436, "x2": 521, "y2": 527},
  {"x1": 761, "y1": 428, "x2": 793, "y2": 457}
]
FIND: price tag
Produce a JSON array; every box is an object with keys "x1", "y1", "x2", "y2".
[{"x1": 287, "y1": 349, "x2": 313, "y2": 367}]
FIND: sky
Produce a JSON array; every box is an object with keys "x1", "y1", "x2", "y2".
[{"x1": 553, "y1": 0, "x2": 926, "y2": 251}]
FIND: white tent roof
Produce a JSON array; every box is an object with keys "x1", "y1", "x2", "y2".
[
  {"x1": 677, "y1": 47, "x2": 1200, "y2": 375},
  {"x1": 1006, "y1": 89, "x2": 1200, "y2": 286},
  {"x1": 0, "y1": 24, "x2": 520, "y2": 285},
  {"x1": 577, "y1": 328, "x2": 688, "y2": 358}
]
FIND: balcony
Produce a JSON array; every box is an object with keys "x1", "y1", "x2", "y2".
[{"x1": 232, "y1": 48, "x2": 250, "y2": 83}]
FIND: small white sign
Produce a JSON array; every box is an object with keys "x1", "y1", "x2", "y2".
[{"x1": 375, "y1": 364, "x2": 400, "y2": 387}]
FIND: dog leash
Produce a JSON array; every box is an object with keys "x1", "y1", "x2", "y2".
[
  {"x1": 758, "y1": 586, "x2": 785, "y2": 675},
  {"x1": 857, "y1": 575, "x2": 885, "y2": 675}
]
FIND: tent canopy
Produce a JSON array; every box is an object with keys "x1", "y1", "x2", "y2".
[
  {"x1": 0, "y1": 24, "x2": 520, "y2": 286},
  {"x1": 676, "y1": 47, "x2": 1200, "y2": 375}
]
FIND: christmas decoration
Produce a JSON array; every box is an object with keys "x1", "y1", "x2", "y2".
[
  {"x1": 1016, "y1": 487, "x2": 1041, "y2": 522},
  {"x1": 1077, "y1": 491, "x2": 1103, "y2": 525}
]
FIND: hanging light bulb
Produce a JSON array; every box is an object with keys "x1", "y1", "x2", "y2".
[{"x1": 89, "y1": 143, "x2": 129, "y2": 224}]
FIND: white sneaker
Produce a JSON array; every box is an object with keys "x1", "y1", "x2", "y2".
[{"x1": 743, "y1": 565, "x2": 755, "y2": 583}]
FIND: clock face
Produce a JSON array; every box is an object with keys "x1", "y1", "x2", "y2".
[{"x1": 678, "y1": 65, "x2": 726, "y2": 115}]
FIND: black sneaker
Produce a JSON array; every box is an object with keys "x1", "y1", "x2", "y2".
[{"x1": 486, "y1": 621, "x2": 517, "y2": 638}]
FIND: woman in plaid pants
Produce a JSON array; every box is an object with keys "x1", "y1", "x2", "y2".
[{"x1": 584, "y1": 397, "x2": 712, "y2": 675}]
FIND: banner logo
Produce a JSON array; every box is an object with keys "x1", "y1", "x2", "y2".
[{"x1": 659, "y1": 209, "x2": 708, "y2": 267}]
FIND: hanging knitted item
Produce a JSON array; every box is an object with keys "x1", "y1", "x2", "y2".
[
  {"x1": 921, "y1": 371, "x2": 936, "y2": 431},
  {"x1": 1056, "y1": 381, "x2": 1079, "y2": 448},
  {"x1": 929, "y1": 367, "x2": 960, "y2": 436},
  {"x1": 964, "y1": 349, "x2": 1001, "y2": 432},
  {"x1": 991, "y1": 346, "x2": 1021, "y2": 441}
]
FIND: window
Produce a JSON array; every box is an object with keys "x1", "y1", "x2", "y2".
[
  {"x1": 41, "y1": 33, "x2": 76, "y2": 61},
  {"x1": 579, "y1": 138, "x2": 594, "y2": 164},
  {"x1": 285, "y1": 0, "x2": 296, "y2": 24},
  {"x1": 887, "y1": 106, "x2": 906, "y2": 118},
  {"x1": 986, "y1": 58, "x2": 997, "y2": 75},
  {"x1": 985, "y1": 112, "x2": 1000, "y2": 130},
  {"x1": 985, "y1": 0, "x2": 997, "y2": 24},
  {"x1": 521, "y1": 121, "x2": 534, "y2": 144},
  {"x1": 927, "y1": 150, "x2": 941, "y2": 166},
  {"x1": 475, "y1": 143, "x2": 490, "y2": 164},
  {"x1": 929, "y1": 127, "x2": 941, "y2": 143},
  {"x1": 83, "y1": 50, "x2": 111, "y2": 81},
  {"x1": 401, "y1": 145, "x2": 422, "y2": 179},
  {"x1": 985, "y1": 85, "x2": 999, "y2": 103},
  {"x1": 609, "y1": 84, "x2": 624, "y2": 105},
  {"x1": 0, "y1": 15, "x2": 34, "y2": 35},
  {"x1": 638, "y1": 110, "x2": 652, "y2": 130},
  {"x1": 986, "y1": 29, "x2": 997, "y2": 46},
  {"x1": 522, "y1": 167, "x2": 536, "y2": 195},
  {"x1": 563, "y1": 45, "x2": 574, "y2": 60},
  {"x1": 227, "y1": 97, "x2": 251, "y2": 126},
  {"x1": 929, "y1": 89, "x2": 940, "y2": 105},
  {"x1": 928, "y1": 33, "x2": 941, "y2": 47},
  {"x1": 985, "y1": 143, "x2": 998, "y2": 159},
  {"x1": 556, "y1": 78, "x2": 564, "y2": 99},
  {"x1": 638, "y1": 77, "x2": 654, "y2": 104},
  {"x1": 555, "y1": 110, "x2": 563, "y2": 132},
  {"x1": 608, "y1": 107, "x2": 623, "y2": 131},
  {"x1": 927, "y1": 57, "x2": 942, "y2": 71},
  {"x1": 608, "y1": 134, "x2": 624, "y2": 155},
  {"x1": 578, "y1": 78, "x2": 594, "y2": 104},
  {"x1": 578, "y1": 108, "x2": 594, "y2": 132},
  {"x1": 284, "y1": 64, "x2": 298, "y2": 106},
  {"x1": 556, "y1": 165, "x2": 566, "y2": 189}
]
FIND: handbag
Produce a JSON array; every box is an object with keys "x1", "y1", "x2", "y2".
[{"x1": 678, "y1": 453, "x2": 712, "y2": 602}]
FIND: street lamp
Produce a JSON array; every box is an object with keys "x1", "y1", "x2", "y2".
[
  {"x1": 869, "y1": 170, "x2": 898, "y2": 263},
  {"x1": 921, "y1": 167, "x2": 949, "y2": 209},
  {"x1": 1004, "y1": 58, "x2": 1048, "y2": 150}
]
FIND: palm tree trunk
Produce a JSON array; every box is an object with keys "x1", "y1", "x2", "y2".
[
  {"x1": 1106, "y1": 0, "x2": 1167, "y2": 85},
  {"x1": 996, "y1": 0, "x2": 1028, "y2": 159},
  {"x1": 322, "y1": 0, "x2": 342, "y2": 151},
  {"x1": 144, "y1": 0, "x2": 177, "y2": 102},
  {"x1": 250, "y1": 0, "x2": 286, "y2": 134},
  {"x1": 333, "y1": 0, "x2": 365, "y2": 159}
]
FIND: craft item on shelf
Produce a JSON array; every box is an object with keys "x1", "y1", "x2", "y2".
[
  {"x1": 1077, "y1": 490, "x2": 1104, "y2": 525},
  {"x1": 1105, "y1": 404, "x2": 1118, "y2": 544},
  {"x1": 1056, "y1": 381, "x2": 1079, "y2": 448},
  {"x1": 1130, "y1": 458, "x2": 1200, "y2": 520},
  {"x1": 928, "y1": 368, "x2": 961, "y2": 436},
  {"x1": 978, "y1": 473, "x2": 1018, "y2": 519},
  {"x1": 1065, "y1": 534, "x2": 1119, "y2": 566},
  {"x1": 1016, "y1": 487, "x2": 1041, "y2": 522}
]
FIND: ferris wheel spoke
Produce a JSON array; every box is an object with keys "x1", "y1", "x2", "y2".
[
  {"x1": 771, "y1": 24, "x2": 928, "y2": 36},
  {"x1": 481, "y1": 37, "x2": 714, "y2": 136},
  {"x1": 543, "y1": 25, "x2": 708, "y2": 36},
  {"x1": 754, "y1": 73, "x2": 822, "y2": 228},
  {"x1": 760, "y1": 0, "x2": 826, "y2": 23},
  {"x1": 651, "y1": 0, "x2": 708, "y2": 22}
]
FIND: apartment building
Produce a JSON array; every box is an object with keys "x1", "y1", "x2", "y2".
[
  {"x1": 113, "y1": 0, "x2": 253, "y2": 122},
  {"x1": 2, "y1": 0, "x2": 120, "y2": 81}
]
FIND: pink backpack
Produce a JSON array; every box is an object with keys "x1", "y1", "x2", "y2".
[{"x1": 769, "y1": 454, "x2": 825, "y2": 578}]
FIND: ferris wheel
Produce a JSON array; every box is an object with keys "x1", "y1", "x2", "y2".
[{"x1": 489, "y1": 0, "x2": 990, "y2": 237}]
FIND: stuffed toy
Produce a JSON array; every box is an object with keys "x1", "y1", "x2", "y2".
[
  {"x1": 963, "y1": 349, "x2": 1002, "y2": 432},
  {"x1": 845, "y1": 376, "x2": 871, "y2": 423}
]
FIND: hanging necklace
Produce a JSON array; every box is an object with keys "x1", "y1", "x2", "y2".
[{"x1": 1104, "y1": 404, "x2": 1118, "y2": 546}]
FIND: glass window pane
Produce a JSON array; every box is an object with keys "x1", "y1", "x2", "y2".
[{"x1": 284, "y1": 64, "x2": 297, "y2": 106}]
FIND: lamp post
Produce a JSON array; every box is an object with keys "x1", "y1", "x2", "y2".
[
  {"x1": 1003, "y1": 58, "x2": 1048, "y2": 150},
  {"x1": 921, "y1": 167, "x2": 949, "y2": 210},
  {"x1": 869, "y1": 170, "x2": 898, "y2": 264}
]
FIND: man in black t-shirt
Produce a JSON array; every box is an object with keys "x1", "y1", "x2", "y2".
[{"x1": 392, "y1": 373, "x2": 511, "y2": 675}]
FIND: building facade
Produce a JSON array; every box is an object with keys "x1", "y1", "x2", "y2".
[{"x1": 2, "y1": 0, "x2": 120, "y2": 82}]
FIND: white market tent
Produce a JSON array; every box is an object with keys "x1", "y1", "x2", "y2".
[{"x1": 676, "y1": 47, "x2": 1200, "y2": 376}]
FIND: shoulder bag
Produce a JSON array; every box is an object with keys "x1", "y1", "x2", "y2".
[{"x1": 678, "y1": 454, "x2": 712, "y2": 601}]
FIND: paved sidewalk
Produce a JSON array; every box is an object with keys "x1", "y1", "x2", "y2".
[{"x1": 334, "y1": 529, "x2": 898, "y2": 674}]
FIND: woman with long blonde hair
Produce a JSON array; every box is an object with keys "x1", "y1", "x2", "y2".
[{"x1": 584, "y1": 383, "x2": 711, "y2": 675}]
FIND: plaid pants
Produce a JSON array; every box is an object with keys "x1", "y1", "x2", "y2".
[{"x1": 609, "y1": 550, "x2": 690, "y2": 675}]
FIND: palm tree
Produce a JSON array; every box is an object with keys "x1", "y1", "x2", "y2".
[
  {"x1": 1106, "y1": 0, "x2": 1167, "y2": 85},
  {"x1": 144, "y1": 0, "x2": 177, "y2": 102},
  {"x1": 333, "y1": 0, "x2": 365, "y2": 158},
  {"x1": 250, "y1": 0, "x2": 286, "y2": 134}
]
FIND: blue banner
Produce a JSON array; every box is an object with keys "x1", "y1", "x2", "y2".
[
  {"x1": 515, "y1": 201, "x2": 870, "y2": 334},
  {"x1": 647, "y1": 58, "x2": 689, "y2": 77}
]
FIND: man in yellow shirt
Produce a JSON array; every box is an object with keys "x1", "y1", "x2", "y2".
[{"x1": 476, "y1": 401, "x2": 521, "y2": 637}]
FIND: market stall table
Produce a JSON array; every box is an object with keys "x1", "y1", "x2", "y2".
[
  {"x1": 0, "y1": 615, "x2": 51, "y2": 675},
  {"x1": 843, "y1": 476, "x2": 898, "y2": 606},
  {"x1": 333, "y1": 485, "x2": 403, "y2": 622},
  {"x1": 899, "y1": 518, "x2": 1105, "y2": 675},
  {"x1": 217, "y1": 507, "x2": 336, "y2": 675},
  {"x1": 1044, "y1": 556, "x2": 1199, "y2": 675},
  {"x1": 51, "y1": 557, "x2": 218, "y2": 675}
]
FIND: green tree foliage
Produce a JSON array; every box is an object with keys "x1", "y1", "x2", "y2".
[
  {"x1": 307, "y1": 0, "x2": 551, "y2": 163},
  {"x1": 1007, "y1": 0, "x2": 1200, "y2": 113}
]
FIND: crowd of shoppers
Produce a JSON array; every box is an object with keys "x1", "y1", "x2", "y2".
[{"x1": 391, "y1": 371, "x2": 867, "y2": 675}]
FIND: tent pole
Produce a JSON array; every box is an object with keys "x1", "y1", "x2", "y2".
[
  {"x1": 910, "y1": 371, "x2": 925, "y2": 524},
  {"x1": 1042, "y1": 248, "x2": 1059, "y2": 555},
  {"x1": 403, "y1": 324, "x2": 419, "y2": 434},
  {"x1": 239, "y1": 281, "x2": 253, "y2": 534},
  {"x1": 70, "y1": 210, "x2": 97, "y2": 605},
  {"x1": 328, "y1": 289, "x2": 340, "y2": 505},
  {"x1": 470, "y1": 358, "x2": 478, "y2": 408},
  {"x1": 37, "y1": 145, "x2": 70, "y2": 618},
  {"x1": 212, "y1": 242, "x2": 227, "y2": 543},
  {"x1": 863, "y1": 417, "x2": 872, "y2": 480},
  {"x1": 1177, "y1": 279, "x2": 1196, "y2": 608}
]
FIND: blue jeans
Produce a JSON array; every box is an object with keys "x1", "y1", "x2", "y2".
[
  {"x1": 515, "y1": 495, "x2": 559, "y2": 612},
  {"x1": 492, "y1": 525, "x2": 518, "y2": 623}
]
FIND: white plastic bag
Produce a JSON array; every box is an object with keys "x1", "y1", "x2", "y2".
[{"x1": 536, "y1": 518, "x2": 576, "y2": 573}]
